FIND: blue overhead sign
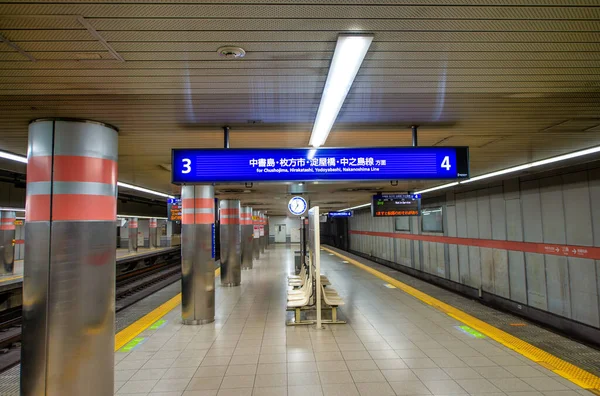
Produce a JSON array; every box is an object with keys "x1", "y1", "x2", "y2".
[
  {"x1": 329, "y1": 211, "x2": 352, "y2": 218},
  {"x1": 172, "y1": 147, "x2": 469, "y2": 184}
]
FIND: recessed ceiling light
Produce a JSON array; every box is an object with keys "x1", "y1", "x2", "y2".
[{"x1": 217, "y1": 46, "x2": 246, "y2": 59}]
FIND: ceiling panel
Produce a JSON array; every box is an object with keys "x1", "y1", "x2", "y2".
[{"x1": 0, "y1": 0, "x2": 599, "y2": 212}]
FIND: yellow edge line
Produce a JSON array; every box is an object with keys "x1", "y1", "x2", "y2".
[
  {"x1": 114, "y1": 267, "x2": 221, "y2": 351},
  {"x1": 323, "y1": 246, "x2": 600, "y2": 391},
  {"x1": 0, "y1": 275, "x2": 23, "y2": 283}
]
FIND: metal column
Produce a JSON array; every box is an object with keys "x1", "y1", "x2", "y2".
[
  {"x1": 128, "y1": 217, "x2": 138, "y2": 252},
  {"x1": 181, "y1": 185, "x2": 215, "y2": 325},
  {"x1": 219, "y1": 199, "x2": 241, "y2": 286},
  {"x1": 240, "y1": 206, "x2": 253, "y2": 270},
  {"x1": 252, "y1": 210, "x2": 260, "y2": 260},
  {"x1": 264, "y1": 216, "x2": 269, "y2": 249},
  {"x1": 149, "y1": 218, "x2": 158, "y2": 248},
  {"x1": 0, "y1": 211, "x2": 16, "y2": 275},
  {"x1": 259, "y1": 211, "x2": 266, "y2": 253},
  {"x1": 22, "y1": 118, "x2": 118, "y2": 396}
]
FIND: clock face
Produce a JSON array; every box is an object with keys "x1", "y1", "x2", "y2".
[{"x1": 288, "y1": 196, "x2": 307, "y2": 216}]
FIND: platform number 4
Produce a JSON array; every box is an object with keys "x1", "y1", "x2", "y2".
[
  {"x1": 182, "y1": 158, "x2": 192, "y2": 174},
  {"x1": 441, "y1": 156, "x2": 451, "y2": 170}
]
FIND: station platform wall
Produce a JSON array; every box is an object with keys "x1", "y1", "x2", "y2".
[{"x1": 349, "y1": 165, "x2": 600, "y2": 336}]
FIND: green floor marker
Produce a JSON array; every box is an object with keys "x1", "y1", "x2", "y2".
[
  {"x1": 456, "y1": 325, "x2": 486, "y2": 339},
  {"x1": 150, "y1": 319, "x2": 167, "y2": 330},
  {"x1": 120, "y1": 337, "x2": 146, "y2": 352}
]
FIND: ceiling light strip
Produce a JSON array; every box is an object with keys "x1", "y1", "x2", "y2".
[
  {"x1": 337, "y1": 144, "x2": 600, "y2": 211},
  {"x1": 0, "y1": 150, "x2": 173, "y2": 199},
  {"x1": 309, "y1": 34, "x2": 373, "y2": 148}
]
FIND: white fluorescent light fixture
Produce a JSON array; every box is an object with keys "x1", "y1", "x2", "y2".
[
  {"x1": 461, "y1": 144, "x2": 600, "y2": 184},
  {"x1": 339, "y1": 203, "x2": 371, "y2": 212},
  {"x1": 0, "y1": 151, "x2": 174, "y2": 199},
  {"x1": 0, "y1": 150, "x2": 27, "y2": 164},
  {"x1": 0, "y1": 207, "x2": 25, "y2": 212},
  {"x1": 415, "y1": 182, "x2": 459, "y2": 195},
  {"x1": 309, "y1": 34, "x2": 373, "y2": 147},
  {"x1": 117, "y1": 182, "x2": 174, "y2": 199},
  {"x1": 117, "y1": 215, "x2": 168, "y2": 220}
]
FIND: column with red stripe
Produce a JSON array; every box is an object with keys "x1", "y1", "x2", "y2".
[
  {"x1": 259, "y1": 210, "x2": 266, "y2": 253},
  {"x1": 220, "y1": 200, "x2": 241, "y2": 287},
  {"x1": 252, "y1": 210, "x2": 261, "y2": 260},
  {"x1": 149, "y1": 217, "x2": 158, "y2": 248},
  {"x1": 128, "y1": 217, "x2": 139, "y2": 252},
  {"x1": 22, "y1": 118, "x2": 118, "y2": 396},
  {"x1": 240, "y1": 206, "x2": 254, "y2": 270},
  {"x1": 0, "y1": 210, "x2": 16, "y2": 275},
  {"x1": 181, "y1": 185, "x2": 215, "y2": 325}
]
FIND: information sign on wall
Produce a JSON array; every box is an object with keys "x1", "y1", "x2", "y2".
[
  {"x1": 167, "y1": 197, "x2": 182, "y2": 222},
  {"x1": 172, "y1": 147, "x2": 469, "y2": 184},
  {"x1": 328, "y1": 211, "x2": 352, "y2": 218},
  {"x1": 372, "y1": 193, "x2": 421, "y2": 217}
]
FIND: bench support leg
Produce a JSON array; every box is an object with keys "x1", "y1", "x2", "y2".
[
  {"x1": 295, "y1": 308, "x2": 301, "y2": 323},
  {"x1": 332, "y1": 307, "x2": 337, "y2": 322}
]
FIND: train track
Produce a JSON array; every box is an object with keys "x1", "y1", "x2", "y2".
[{"x1": 0, "y1": 259, "x2": 182, "y2": 374}]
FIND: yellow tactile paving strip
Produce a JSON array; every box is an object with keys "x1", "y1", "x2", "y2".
[
  {"x1": 0, "y1": 275, "x2": 23, "y2": 284},
  {"x1": 114, "y1": 267, "x2": 220, "y2": 352},
  {"x1": 323, "y1": 246, "x2": 600, "y2": 394}
]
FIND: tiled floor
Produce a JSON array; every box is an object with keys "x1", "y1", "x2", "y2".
[{"x1": 114, "y1": 245, "x2": 594, "y2": 396}]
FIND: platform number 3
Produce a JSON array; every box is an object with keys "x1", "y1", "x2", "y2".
[
  {"x1": 182, "y1": 158, "x2": 192, "y2": 174},
  {"x1": 441, "y1": 156, "x2": 451, "y2": 170}
]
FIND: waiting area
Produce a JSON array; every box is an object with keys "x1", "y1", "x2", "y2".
[{"x1": 110, "y1": 245, "x2": 592, "y2": 396}]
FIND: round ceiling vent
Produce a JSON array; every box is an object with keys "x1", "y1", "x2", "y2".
[{"x1": 216, "y1": 46, "x2": 246, "y2": 59}]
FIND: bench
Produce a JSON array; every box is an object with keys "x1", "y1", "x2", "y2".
[{"x1": 321, "y1": 284, "x2": 346, "y2": 324}]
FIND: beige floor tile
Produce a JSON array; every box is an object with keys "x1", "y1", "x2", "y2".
[
  {"x1": 152, "y1": 379, "x2": 192, "y2": 392},
  {"x1": 187, "y1": 377, "x2": 223, "y2": 391},
  {"x1": 422, "y1": 379, "x2": 467, "y2": 394},
  {"x1": 355, "y1": 382, "x2": 395, "y2": 396},
  {"x1": 288, "y1": 385, "x2": 323, "y2": 396},
  {"x1": 216, "y1": 388, "x2": 252, "y2": 396},
  {"x1": 288, "y1": 372, "x2": 321, "y2": 386},
  {"x1": 257, "y1": 363, "x2": 287, "y2": 375},
  {"x1": 254, "y1": 373, "x2": 288, "y2": 387},
  {"x1": 317, "y1": 360, "x2": 349, "y2": 372},
  {"x1": 388, "y1": 380, "x2": 431, "y2": 395},
  {"x1": 322, "y1": 383, "x2": 360, "y2": 396},
  {"x1": 350, "y1": 370, "x2": 387, "y2": 383},
  {"x1": 220, "y1": 375, "x2": 255, "y2": 389},
  {"x1": 252, "y1": 386, "x2": 287, "y2": 396},
  {"x1": 287, "y1": 362, "x2": 318, "y2": 373},
  {"x1": 119, "y1": 379, "x2": 159, "y2": 394},
  {"x1": 194, "y1": 366, "x2": 227, "y2": 378},
  {"x1": 319, "y1": 370, "x2": 354, "y2": 384},
  {"x1": 381, "y1": 369, "x2": 419, "y2": 382}
]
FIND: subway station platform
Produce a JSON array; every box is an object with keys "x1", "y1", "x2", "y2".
[{"x1": 6, "y1": 244, "x2": 597, "y2": 396}]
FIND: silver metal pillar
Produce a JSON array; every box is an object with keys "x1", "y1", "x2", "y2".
[
  {"x1": 252, "y1": 210, "x2": 260, "y2": 260},
  {"x1": 128, "y1": 217, "x2": 138, "y2": 252},
  {"x1": 181, "y1": 185, "x2": 215, "y2": 325},
  {"x1": 22, "y1": 118, "x2": 118, "y2": 396},
  {"x1": 259, "y1": 211, "x2": 266, "y2": 253},
  {"x1": 240, "y1": 206, "x2": 253, "y2": 270},
  {"x1": 0, "y1": 211, "x2": 16, "y2": 275},
  {"x1": 220, "y1": 199, "x2": 241, "y2": 286},
  {"x1": 149, "y1": 218, "x2": 158, "y2": 248},
  {"x1": 264, "y1": 216, "x2": 270, "y2": 249}
]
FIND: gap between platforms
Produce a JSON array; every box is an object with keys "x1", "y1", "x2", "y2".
[
  {"x1": 114, "y1": 267, "x2": 220, "y2": 351},
  {"x1": 322, "y1": 246, "x2": 600, "y2": 395}
]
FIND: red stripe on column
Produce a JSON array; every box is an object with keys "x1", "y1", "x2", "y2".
[
  {"x1": 221, "y1": 208, "x2": 239, "y2": 215},
  {"x1": 195, "y1": 213, "x2": 214, "y2": 224},
  {"x1": 27, "y1": 156, "x2": 52, "y2": 182},
  {"x1": 26, "y1": 194, "x2": 51, "y2": 221},
  {"x1": 350, "y1": 230, "x2": 600, "y2": 260},
  {"x1": 182, "y1": 213, "x2": 195, "y2": 224},
  {"x1": 14, "y1": 239, "x2": 24, "y2": 244},
  {"x1": 0, "y1": 225, "x2": 15, "y2": 230},
  {"x1": 53, "y1": 156, "x2": 117, "y2": 184},
  {"x1": 52, "y1": 195, "x2": 116, "y2": 221}
]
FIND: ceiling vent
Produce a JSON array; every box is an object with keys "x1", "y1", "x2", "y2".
[{"x1": 217, "y1": 46, "x2": 246, "y2": 59}]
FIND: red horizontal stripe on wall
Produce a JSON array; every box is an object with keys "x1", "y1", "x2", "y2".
[
  {"x1": 27, "y1": 156, "x2": 52, "y2": 182},
  {"x1": 0, "y1": 225, "x2": 15, "y2": 230},
  {"x1": 52, "y1": 195, "x2": 116, "y2": 221},
  {"x1": 53, "y1": 156, "x2": 117, "y2": 184},
  {"x1": 14, "y1": 239, "x2": 24, "y2": 244},
  {"x1": 26, "y1": 194, "x2": 51, "y2": 221},
  {"x1": 350, "y1": 230, "x2": 600, "y2": 260},
  {"x1": 182, "y1": 198, "x2": 214, "y2": 209}
]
